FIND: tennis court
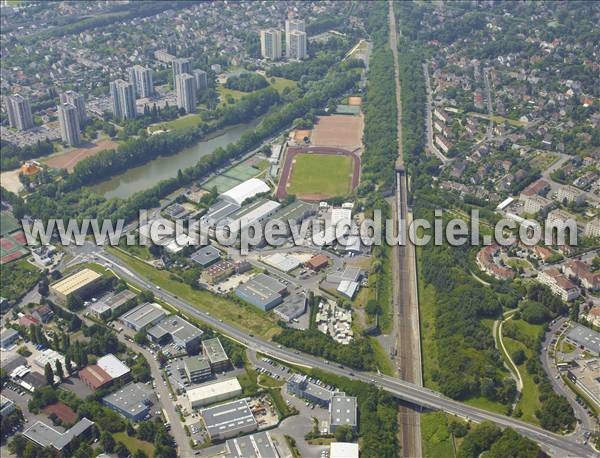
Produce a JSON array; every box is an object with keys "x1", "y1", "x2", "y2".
[
  {"x1": 202, "y1": 175, "x2": 242, "y2": 193},
  {"x1": 0, "y1": 231, "x2": 29, "y2": 265},
  {"x1": 223, "y1": 163, "x2": 257, "y2": 181},
  {"x1": 0, "y1": 212, "x2": 20, "y2": 236}
]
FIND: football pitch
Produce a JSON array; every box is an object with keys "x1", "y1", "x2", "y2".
[{"x1": 286, "y1": 153, "x2": 353, "y2": 199}]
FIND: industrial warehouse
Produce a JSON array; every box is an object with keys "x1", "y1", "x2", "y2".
[
  {"x1": 102, "y1": 382, "x2": 155, "y2": 421},
  {"x1": 235, "y1": 273, "x2": 288, "y2": 311},
  {"x1": 119, "y1": 302, "x2": 166, "y2": 331},
  {"x1": 200, "y1": 399, "x2": 258, "y2": 441},
  {"x1": 187, "y1": 378, "x2": 242, "y2": 408},
  {"x1": 147, "y1": 314, "x2": 204, "y2": 354},
  {"x1": 50, "y1": 268, "x2": 103, "y2": 302}
]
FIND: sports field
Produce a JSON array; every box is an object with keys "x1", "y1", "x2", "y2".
[{"x1": 286, "y1": 153, "x2": 353, "y2": 199}]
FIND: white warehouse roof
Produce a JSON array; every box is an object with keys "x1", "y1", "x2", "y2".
[
  {"x1": 330, "y1": 442, "x2": 359, "y2": 458},
  {"x1": 97, "y1": 354, "x2": 130, "y2": 379},
  {"x1": 221, "y1": 178, "x2": 270, "y2": 206},
  {"x1": 187, "y1": 378, "x2": 242, "y2": 405}
]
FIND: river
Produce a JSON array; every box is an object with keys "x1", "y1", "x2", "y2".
[{"x1": 90, "y1": 118, "x2": 262, "y2": 200}]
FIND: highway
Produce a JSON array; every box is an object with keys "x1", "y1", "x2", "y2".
[{"x1": 68, "y1": 242, "x2": 596, "y2": 457}]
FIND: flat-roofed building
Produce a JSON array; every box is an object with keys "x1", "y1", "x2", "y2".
[
  {"x1": 188, "y1": 378, "x2": 242, "y2": 408},
  {"x1": 235, "y1": 273, "x2": 288, "y2": 311},
  {"x1": 50, "y1": 268, "x2": 103, "y2": 302},
  {"x1": 120, "y1": 302, "x2": 166, "y2": 331},
  {"x1": 330, "y1": 442, "x2": 359, "y2": 458},
  {"x1": 102, "y1": 382, "x2": 154, "y2": 421},
  {"x1": 287, "y1": 374, "x2": 334, "y2": 407},
  {"x1": 0, "y1": 328, "x2": 19, "y2": 349},
  {"x1": 191, "y1": 245, "x2": 221, "y2": 267},
  {"x1": 147, "y1": 315, "x2": 203, "y2": 354},
  {"x1": 201, "y1": 399, "x2": 257, "y2": 441},
  {"x1": 0, "y1": 395, "x2": 15, "y2": 416},
  {"x1": 329, "y1": 393, "x2": 357, "y2": 433},
  {"x1": 307, "y1": 254, "x2": 329, "y2": 271},
  {"x1": 23, "y1": 418, "x2": 94, "y2": 454},
  {"x1": 202, "y1": 337, "x2": 230, "y2": 372},
  {"x1": 223, "y1": 431, "x2": 280, "y2": 458},
  {"x1": 184, "y1": 356, "x2": 212, "y2": 383},
  {"x1": 201, "y1": 260, "x2": 234, "y2": 285},
  {"x1": 565, "y1": 324, "x2": 600, "y2": 356},
  {"x1": 34, "y1": 349, "x2": 67, "y2": 378},
  {"x1": 89, "y1": 290, "x2": 137, "y2": 320}
]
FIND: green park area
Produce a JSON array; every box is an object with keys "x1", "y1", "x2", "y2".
[
  {"x1": 147, "y1": 113, "x2": 203, "y2": 133},
  {"x1": 500, "y1": 317, "x2": 546, "y2": 424},
  {"x1": 112, "y1": 432, "x2": 154, "y2": 457},
  {"x1": 106, "y1": 247, "x2": 281, "y2": 339},
  {"x1": 287, "y1": 153, "x2": 353, "y2": 198},
  {"x1": 421, "y1": 412, "x2": 456, "y2": 458}
]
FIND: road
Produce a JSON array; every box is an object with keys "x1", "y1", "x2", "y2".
[
  {"x1": 423, "y1": 62, "x2": 450, "y2": 164},
  {"x1": 388, "y1": 2, "x2": 423, "y2": 456},
  {"x1": 67, "y1": 242, "x2": 597, "y2": 457},
  {"x1": 81, "y1": 315, "x2": 192, "y2": 458},
  {"x1": 541, "y1": 318, "x2": 595, "y2": 443},
  {"x1": 483, "y1": 67, "x2": 494, "y2": 139}
]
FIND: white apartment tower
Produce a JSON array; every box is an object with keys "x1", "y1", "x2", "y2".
[
  {"x1": 5, "y1": 94, "x2": 34, "y2": 131},
  {"x1": 57, "y1": 103, "x2": 81, "y2": 146},
  {"x1": 285, "y1": 18, "x2": 305, "y2": 55},
  {"x1": 260, "y1": 29, "x2": 282, "y2": 60},
  {"x1": 192, "y1": 69, "x2": 208, "y2": 93},
  {"x1": 172, "y1": 58, "x2": 192, "y2": 89},
  {"x1": 176, "y1": 73, "x2": 197, "y2": 114},
  {"x1": 110, "y1": 79, "x2": 137, "y2": 120},
  {"x1": 288, "y1": 30, "x2": 307, "y2": 60},
  {"x1": 129, "y1": 65, "x2": 154, "y2": 99},
  {"x1": 59, "y1": 90, "x2": 86, "y2": 124}
]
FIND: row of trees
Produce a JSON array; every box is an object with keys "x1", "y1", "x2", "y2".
[{"x1": 0, "y1": 139, "x2": 54, "y2": 171}]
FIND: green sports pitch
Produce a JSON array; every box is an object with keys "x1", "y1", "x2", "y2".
[{"x1": 286, "y1": 153, "x2": 353, "y2": 199}]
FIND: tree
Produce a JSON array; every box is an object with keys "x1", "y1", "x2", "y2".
[
  {"x1": 334, "y1": 425, "x2": 356, "y2": 442},
  {"x1": 115, "y1": 441, "x2": 129, "y2": 458},
  {"x1": 101, "y1": 430, "x2": 116, "y2": 453},
  {"x1": 511, "y1": 349, "x2": 526, "y2": 365},
  {"x1": 126, "y1": 422, "x2": 136, "y2": 436},
  {"x1": 44, "y1": 362, "x2": 54, "y2": 386},
  {"x1": 54, "y1": 359, "x2": 64, "y2": 380},
  {"x1": 449, "y1": 420, "x2": 468, "y2": 438},
  {"x1": 134, "y1": 331, "x2": 148, "y2": 346},
  {"x1": 65, "y1": 357, "x2": 72, "y2": 375},
  {"x1": 134, "y1": 451, "x2": 148, "y2": 458}
]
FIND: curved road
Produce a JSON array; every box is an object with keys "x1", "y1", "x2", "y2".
[{"x1": 73, "y1": 242, "x2": 597, "y2": 458}]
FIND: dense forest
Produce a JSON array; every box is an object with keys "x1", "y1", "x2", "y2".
[
  {"x1": 1, "y1": 139, "x2": 54, "y2": 171},
  {"x1": 457, "y1": 422, "x2": 542, "y2": 458}
]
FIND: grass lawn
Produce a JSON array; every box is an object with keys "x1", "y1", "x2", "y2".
[
  {"x1": 505, "y1": 258, "x2": 532, "y2": 270},
  {"x1": 529, "y1": 152, "x2": 559, "y2": 172},
  {"x1": 421, "y1": 411, "x2": 455, "y2": 458},
  {"x1": 113, "y1": 432, "x2": 154, "y2": 456},
  {"x1": 503, "y1": 335, "x2": 541, "y2": 424},
  {"x1": 148, "y1": 113, "x2": 203, "y2": 133},
  {"x1": 268, "y1": 76, "x2": 297, "y2": 93},
  {"x1": 464, "y1": 396, "x2": 508, "y2": 415},
  {"x1": 218, "y1": 85, "x2": 248, "y2": 106},
  {"x1": 287, "y1": 153, "x2": 353, "y2": 198},
  {"x1": 106, "y1": 247, "x2": 281, "y2": 339},
  {"x1": 369, "y1": 337, "x2": 394, "y2": 376},
  {"x1": 258, "y1": 373, "x2": 285, "y2": 388}
]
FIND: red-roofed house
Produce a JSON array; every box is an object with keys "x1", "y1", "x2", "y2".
[{"x1": 19, "y1": 314, "x2": 40, "y2": 328}]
